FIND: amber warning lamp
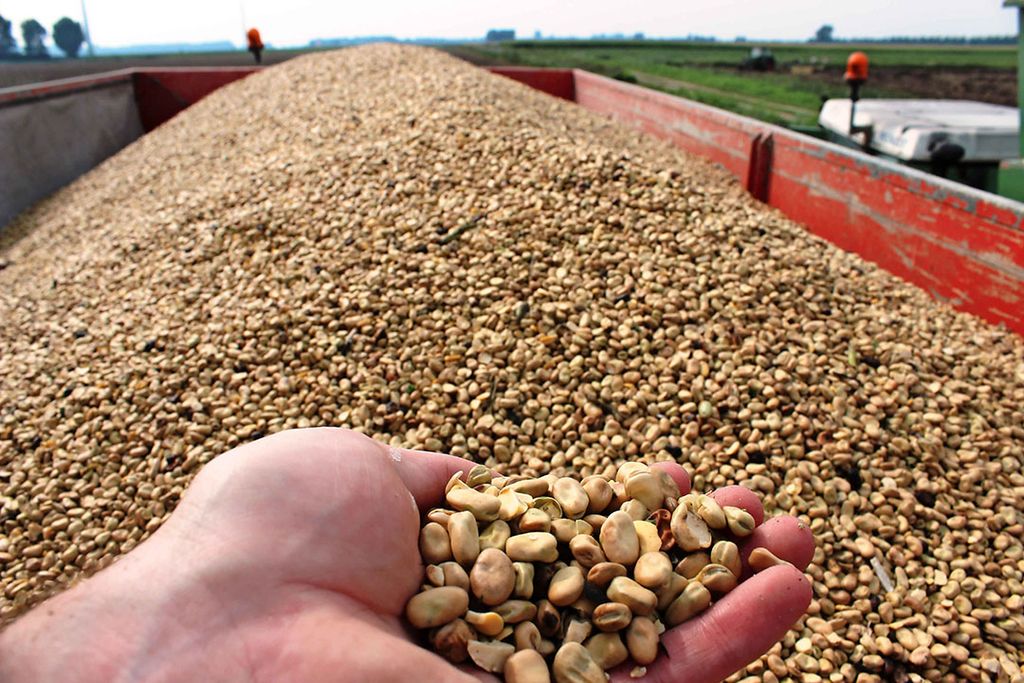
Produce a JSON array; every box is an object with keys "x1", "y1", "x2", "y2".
[{"x1": 845, "y1": 51, "x2": 869, "y2": 85}]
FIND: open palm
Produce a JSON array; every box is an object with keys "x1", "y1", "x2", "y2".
[{"x1": 0, "y1": 428, "x2": 813, "y2": 683}]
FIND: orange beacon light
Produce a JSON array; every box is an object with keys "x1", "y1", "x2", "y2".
[{"x1": 845, "y1": 51, "x2": 869, "y2": 85}]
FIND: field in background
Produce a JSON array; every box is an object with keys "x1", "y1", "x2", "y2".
[
  {"x1": 2, "y1": 40, "x2": 1016, "y2": 128},
  {"x1": 0, "y1": 49, "x2": 309, "y2": 88},
  {"x1": 446, "y1": 41, "x2": 1018, "y2": 126}
]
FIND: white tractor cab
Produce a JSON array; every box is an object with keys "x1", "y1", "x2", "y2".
[{"x1": 816, "y1": 51, "x2": 1020, "y2": 197}]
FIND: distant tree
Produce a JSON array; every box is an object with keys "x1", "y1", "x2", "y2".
[
  {"x1": 0, "y1": 14, "x2": 15, "y2": 55},
  {"x1": 21, "y1": 18, "x2": 47, "y2": 57},
  {"x1": 53, "y1": 17, "x2": 84, "y2": 57},
  {"x1": 814, "y1": 24, "x2": 834, "y2": 43}
]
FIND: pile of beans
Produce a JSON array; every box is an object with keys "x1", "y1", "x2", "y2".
[
  {"x1": 1, "y1": 45, "x2": 1022, "y2": 681},
  {"x1": 407, "y1": 460, "x2": 779, "y2": 681}
]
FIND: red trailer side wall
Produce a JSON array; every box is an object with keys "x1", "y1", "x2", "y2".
[
  {"x1": 488, "y1": 67, "x2": 575, "y2": 101},
  {"x1": 133, "y1": 68, "x2": 259, "y2": 132}
]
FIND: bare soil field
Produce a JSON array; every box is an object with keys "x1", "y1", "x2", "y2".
[{"x1": 807, "y1": 65, "x2": 1017, "y2": 107}]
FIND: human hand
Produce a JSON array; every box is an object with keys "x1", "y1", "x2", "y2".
[{"x1": 0, "y1": 428, "x2": 813, "y2": 683}]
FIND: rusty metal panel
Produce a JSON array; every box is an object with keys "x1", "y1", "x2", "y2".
[{"x1": 487, "y1": 67, "x2": 575, "y2": 101}]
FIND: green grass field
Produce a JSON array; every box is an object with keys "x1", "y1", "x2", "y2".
[
  {"x1": 447, "y1": 41, "x2": 1017, "y2": 127},
  {"x1": 469, "y1": 40, "x2": 1016, "y2": 69}
]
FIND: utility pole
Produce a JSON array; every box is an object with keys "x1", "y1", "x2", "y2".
[{"x1": 80, "y1": 0, "x2": 95, "y2": 56}]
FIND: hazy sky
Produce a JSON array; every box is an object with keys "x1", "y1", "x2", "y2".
[{"x1": 3, "y1": 0, "x2": 1017, "y2": 48}]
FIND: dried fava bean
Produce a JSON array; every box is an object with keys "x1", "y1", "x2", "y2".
[
  {"x1": 569, "y1": 595, "x2": 598, "y2": 620},
  {"x1": 606, "y1": 577, "x2": 657, "y2": 616},
  {"x1": 724, "y1": 506, "x2": 756, "y2": 537},
  {"x1": 633, "y1": 520, "x2": 662, "y2": 555},
  {"x1": 693, "y1": 495, "x2": 727, "y2": 530},
  {"x1": 574, "y1": 520, "x2": 593, "y2": 537},
  {"x1": 569, "y1": 535, "x2": 607, "y2": 568},
  {"x1": 506, "y1": 479, "x2": 549, "y2": 497},
  {"x1": 647, "y1": 509, "x2": 675, "y2": 551},
  {"x1": 515, "y1": 621, "x2": 543, "y2": 651},
  {"x1": 548, "y1": 566, "x2": 585, "y2": 607},
  {"x1": 470, "y1": 547, "x2": 516, "y2": 605},
  {"x1": 504, "y1": 648, "x2": 551, "y2": 683},
  {"x1": 665, "y1": 581, "x2": 712, "y2": 627},
  {"x1": 448, "y1": 511, "x2": 480, "y2": 566},
  {"x1": 600, "y1": 511, "x2": 640, "y2": 565},
  {"x1": 426, "y1": 509, "x2": 454, "y2": 528},
  {"x1": 479, "y1": 520, "x2": 512, "y2": 551},
  {"x1": 697, "y1": 563, "x2": 737, "y2": 593},
  {"x1": 634, "y1": 552, "x2": 673, "y2": 590},
  {"x1": 506, "y1": 532, "x2": 559, "y2": 563},
  {"x1": 425, "y1": 564, "x2": 445, "y2": 586},
  {"x1": 440, "y1": 562, "x2": 470, "y2": 591},
  {"x1": 536, "y1": 599, "x2": 562, "y2": 638},
  {"x1": 406, "y1": 587, "x2": 469, "y2": 629},
  {"x1": 655, "y1": 573, "x2": 689, "y2": 611},
  {"x1": 710, "y1": 540, "x2": 741, "y2": 578},
  {"x1": 670, "y1": 505, "x2": 712, "y2": 552},
  {"x1": 519, "y1": 508, "x2": 552, "y2": 533},
  {"x1": 420, "y1": 522, "x2": 452, "y2": 564},
  {"x1": 499, "y1": 489, "x2": 530, "y2": 521},
  {"x1": 468, "y1": 640, "x2": 516, "y2": 673},
  {"x1": 619, "y1": 499, "x2": 649, "y2": 522},
  {"x1": 610, "y1": 482, "x2": 628, "y2": 508},
  {"x1": 585, "y1": 632, "x2": 629, "y2": 670},
  {"x1": 447, "y1": 487, "x2": 501, "y2": 522},
  {"x1": 495, "y1": 600, "x2": 538, "y2": 624},
  {"x1": 625, "y1": 616, "x2": 659, "y2": 665},
  {"x1": 431, "y1": 618, "x2": 475, "y2": 663},
  {"x1": 446, "y1": 472, "x2": 468, "y2": 494},
  {"x1": 653, "y1": 470, "x2": 681, "y2": 503},
  {"x1": 564, "y1": 618, "x2": 593, "y2": 644},
  {"x1": 586, "y1": 561, "x2": 627, "y2": 588},
  {"x1": 466, "y1": 610, "x2": 505, "y2": 636},
  {"x1": 592, "y1": 602, "x2": 633, "y2": 631},
  {"x1": 513, "y1": 562, "x2": 535, "y2": 599},
  {"x1": 551, "y1": 518, "x2": 578, "y2": 543},
  {"x1": 749, "y1": 547, "x2": 793, "y2": 572},
  {"x1": 552, "y1": 478, "x2": 589, "y2": 519},
  {"x1": 615, "y1": 462, "x2": 649, "y2": 484},
  {"x1": 581, "y1": 514, "x2": 607, "y2": 532},
  {"x1": 552, "y1": 642, "x2": 606, "y2": 683},
  {"x1": 467, "y1": 464, "x2": 493, "y2": 488},
  {"x1": 531, "y1": 497, "x2": 563, "y2": 520},
  {"x1": 675, "y1": 552, "x2": 710, "y2": 579},
  {"x1": 625, "y1": 472, "x2": 663, "y2": 511},
  {"x1": 582, "y1": 477, "x2": 613, "y2": 514}
]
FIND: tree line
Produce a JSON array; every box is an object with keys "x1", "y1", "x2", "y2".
[
  {"x1": 0, "y1": 14, "x2": 86, "y2": 58},
  {"x1": 811, "y1": 24, "x2": 1015, "y2": 45}
]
